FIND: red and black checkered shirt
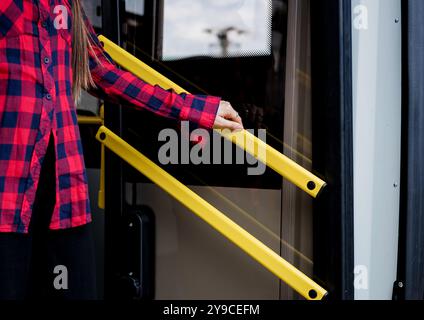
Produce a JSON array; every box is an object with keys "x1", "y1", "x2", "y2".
[{"x1": 0, "y1": 0, "x2": 221, "y2": 233}]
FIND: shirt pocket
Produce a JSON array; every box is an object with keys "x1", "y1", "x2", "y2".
[{"x1": 0, "y1": 0, "x2": 24, "y2": 39}]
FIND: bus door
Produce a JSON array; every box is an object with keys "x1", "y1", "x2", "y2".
[{"x1": 77, "y1": 0, "x2": 355, "y2": 300}]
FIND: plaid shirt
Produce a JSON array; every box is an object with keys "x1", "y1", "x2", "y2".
[{"x1": 0, "y1": 0, "x2": 221, "y2": 233}]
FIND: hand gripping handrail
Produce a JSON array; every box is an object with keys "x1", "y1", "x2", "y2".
[
  {"x1": 97, "y1": 35, "x2": 326, "y2": 198},
  {"x1": 95, "y1": 35, "x2": 328, "y2": 300}
]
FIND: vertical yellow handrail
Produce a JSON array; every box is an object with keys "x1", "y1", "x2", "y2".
[
  {"x1": 76, "y1": 108, "x2": 105, "y2": 209},
  {"x1": 98, "y1": 105, "x2": 105, "y2": 209}
]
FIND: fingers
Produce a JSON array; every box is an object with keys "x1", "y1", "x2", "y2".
[
  {"x1": 233, "y1": 112, "x2": 243, "y2": 127},
  {"x1": 219, "y1": 101, "x2": 244, "y2": 127},
  {"x1": 215, "y1": 100, "x2": 244, "y2": 131},
  {"x1": 214, "y1": 116, "x2": 244, "y2": 131}
]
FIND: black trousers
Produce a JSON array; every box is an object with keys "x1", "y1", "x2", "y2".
[{"x1": 0, "y1": 133, "x2": 97, "y2": 300}]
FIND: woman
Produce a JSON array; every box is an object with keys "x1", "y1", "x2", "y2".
[{"x1": 0, "y1": 0, "x2": 243, "y2": 299}]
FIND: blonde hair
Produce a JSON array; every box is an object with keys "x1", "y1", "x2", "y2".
[{"x1": 71, "y1": 0, "x2": 97, "y2": 103}]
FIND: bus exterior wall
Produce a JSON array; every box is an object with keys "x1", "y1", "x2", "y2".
[{"x1": 351, "y1": 0, "x2": 402, "y2": 300}]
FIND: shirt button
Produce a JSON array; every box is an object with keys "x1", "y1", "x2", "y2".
[
  {"x1": 44, "y1": 57, "x2": 50, "y2": 64},
  {"x1": 46, "y1": 94, "x2": 52, "y2": 101}
]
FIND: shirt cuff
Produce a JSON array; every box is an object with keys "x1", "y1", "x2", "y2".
[{"x1": 179, "y1": 94, "x2": 221, "y2": 130}]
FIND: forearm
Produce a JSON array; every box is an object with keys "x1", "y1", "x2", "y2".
[
  {"x1": 88, "y1": 48, "x2": 220, "y2": 129},
  {"x1": 81, "y1": 9, "x2": 220, "y2": 129}
]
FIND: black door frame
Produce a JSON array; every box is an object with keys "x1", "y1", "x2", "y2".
[
  {"x1": 101, "y1": 0, "x2": 125, "y2": 300},
  {"x1": 395, "y1": 0, "x2": 424, "y2": 300},
  {"x1": 311, "y1": 0, "x2": 355, "y2": 300}
]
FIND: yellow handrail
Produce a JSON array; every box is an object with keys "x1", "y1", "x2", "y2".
[
  {"x1": 96, "y1": 126, "x2": 327, "y2": 300},
  {"x1": 95, "y1": 35, "x2": 329, "y2": 299},
  {"x1": 98, "y1": 35, "x2": 326, "y2": 198},
  {"x1": 77, "y1": 116, "x2": 103, "y2": 125},
  {"x1": 76, "y1": 107, "x2": 106, "y2": 209},
  {"x1": 98, "y1": 105, "x2": 105, "y2": 209}
]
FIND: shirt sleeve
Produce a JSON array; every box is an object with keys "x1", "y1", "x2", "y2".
[{"x1": 82, "y1": 10, "x2": 220, "y2": 130}]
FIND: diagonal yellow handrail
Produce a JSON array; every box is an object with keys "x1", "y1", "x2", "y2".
[
  {"x1": 95, "y1": 126, "x2": 327, "y2": 300},
  {"x1": 95, "y1": 35, "x2": 329, "y2": 299},
  {"x1": 98, "y1": 35, "x2": 326, "y2": 198}
]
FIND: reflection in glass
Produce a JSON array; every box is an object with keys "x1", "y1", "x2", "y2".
[
  {"x1": 125, "y1": 0, "x2": 145, "y2": 16},
  {"x1": 162, "y1": 0, "x2": 272, "y2": 60},
  {"x1": 281, "y1": 0, "x2": 313, "y2": 300}
]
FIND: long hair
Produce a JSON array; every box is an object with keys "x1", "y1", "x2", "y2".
[{"x1": 71, "y1": 0, "x2": 97, "y2": 103}]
